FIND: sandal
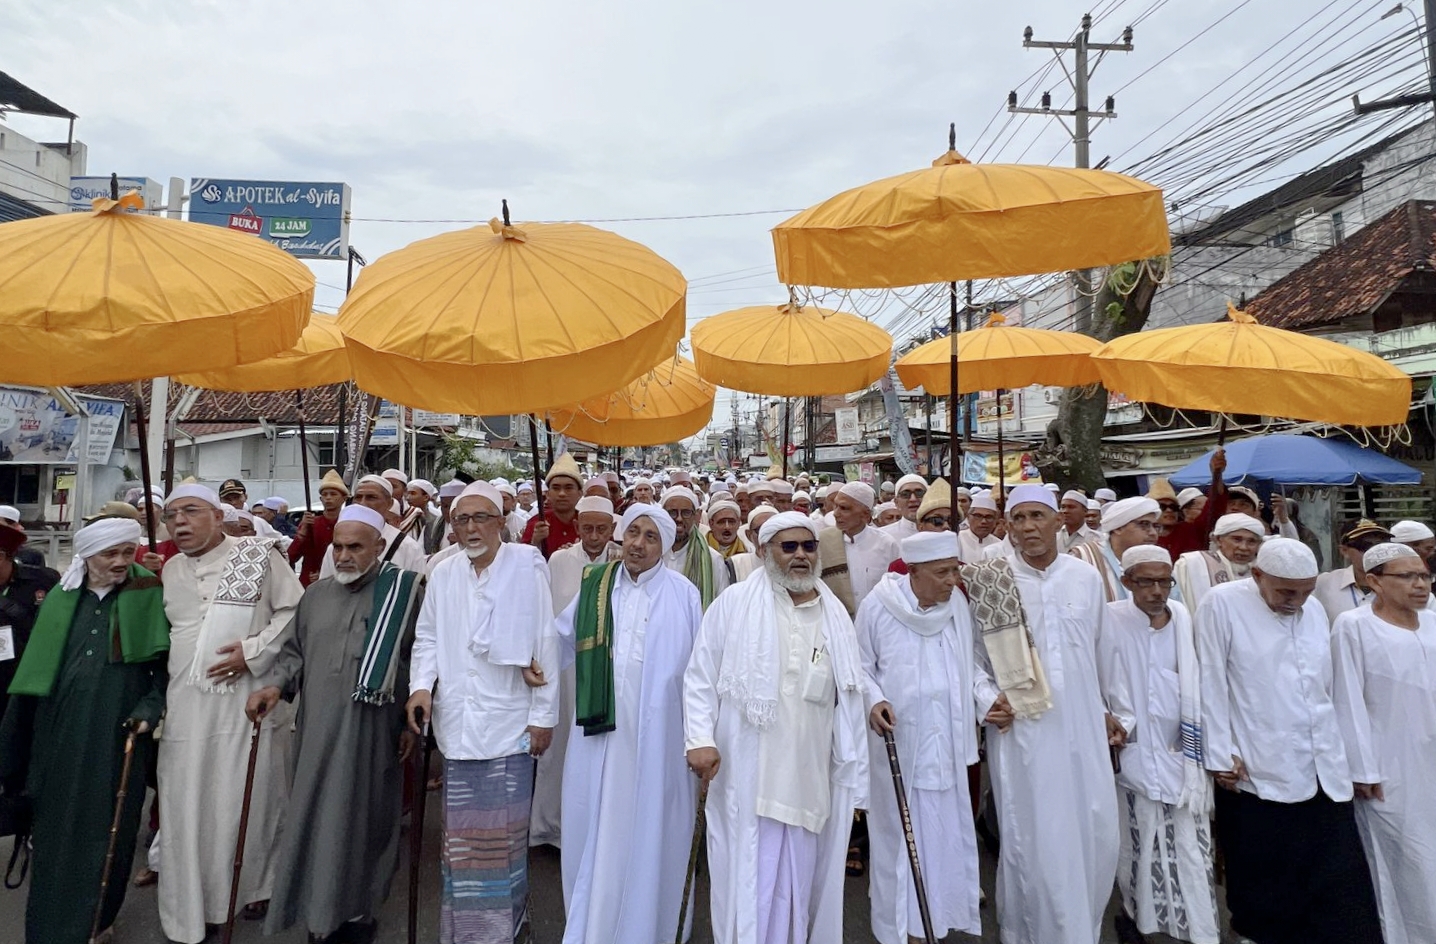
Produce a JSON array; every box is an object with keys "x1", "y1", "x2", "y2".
[{"x1": 845, "y1": 845, "x2": 865, "y2": 877}]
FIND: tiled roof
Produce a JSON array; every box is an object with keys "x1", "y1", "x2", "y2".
[
  {"x1": 1244, "y1": 200, "x2": 1436, "y2": 330},
  {"x1": 79, "y1": 383, "x2": 349, "y2": 425}
]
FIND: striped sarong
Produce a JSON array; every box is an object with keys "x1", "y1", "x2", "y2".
[{"x1": 439, "y1": 755, "x2": 535, "y2": 944}]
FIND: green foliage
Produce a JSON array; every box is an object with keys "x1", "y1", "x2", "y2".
[{"x1": 437, "y1": 434, "x2": 524, "y2": 482}]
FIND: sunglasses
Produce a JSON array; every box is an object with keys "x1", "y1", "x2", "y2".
[
  {"x1": 773, "y1": 539, "x2": 819, "y2": 554},
  {"x1": 920, "y1": 515, "x2": 952, "y2": 528}
]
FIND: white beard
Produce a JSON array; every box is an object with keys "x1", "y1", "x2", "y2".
[
  {"x1": 764, "y1": 555, "x2": 818, "y2": 594},
  {"x1": 464, "y1": 543, "x2": 489, "y2": 559},
  {"x1": 334, "y1": 569, "x2": 364, "y2": 585}
]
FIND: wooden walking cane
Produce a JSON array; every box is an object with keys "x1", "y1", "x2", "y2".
[
  {"x1": 672, "y1": 778, "x2": 710, "y2": 944},
  {"x1": 223, "y1": 717, "x2": 265, "y2": 944},
  {"x1": 882, "y1": 729, "x2": 937, "y2": 944},
  {"x1": 408, "y1": 706, "x2": 435, "y2": 944},
  {"x1": 89, "y1": 722, "x2": 139, "y2": 944}
]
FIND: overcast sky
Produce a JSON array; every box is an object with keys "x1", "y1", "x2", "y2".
[{"x1": 7, "y1": 0, "x2": 1426, "y2": 436}]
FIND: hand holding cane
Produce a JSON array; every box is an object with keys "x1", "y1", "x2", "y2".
[
  {"x1": 89, "y1": 720, "x2": 140, "y2": 944},
  {"x1": 408, "y1": 705, "x2": 434, "y2": 944},
  {"x1": 223, "y1": 716, "x2": 265, "y2": 944},
  {"x1": 673, "y1": 778, "x2": 710, "y2": 944},
  {"x1": 882, "y1": 728, "x2": 937, "y2": 944}
]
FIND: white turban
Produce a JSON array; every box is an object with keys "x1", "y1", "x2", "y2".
[
  {"x1": 970, "y1": 493, "x2": 999, "y2": 513},
  {"x1": 793, "y1": 490, "x2": 811, "y2": 503},
  {"x1": 813, "y1": 486, "x2": 827, "y2": 499},
  {"x1": 409, "y1": 479, "x2": 438, "y2": 498},
  {"x1": 62, "y1": 517, "x2": 143, "y2": 590},
  {"x1": 1391, "y1": 520, "x2": 1435, "y2": 544},
  {"x1": 1255, "y1": 538, "x2": 1319, "y2": 579},
  {"x1": 355, "y1": 474, "x2": 393, "y2": 497},
  {"x1": 1176, "y1": 487, "x2": 1204, "y2": 508},
  {"x1": 455, "y1": 481, "x2": 502, "y2": 514},
  {"x1": 438, "y1": 479, "x2": 466, "y2": 499},
  {"x1": 619, "y1": 502, "x2": 676, "y2": 550},
  {"x1": 771, "y1": 480, "x2": 795, "y2": 496},
  {"x1": 1043, "y1": 483, "x2": 1061, "y2": 493},
  {"x1": 902, "y1": 531, "x2": 959, "y2": 564},
  {"x1": 494, "y1": 482, "x2": 517, "y2": 498},
  {"x1": 575, "y1": 495, "x2": 615, "y2": 516},
  {"x1": 1086, "y1": 499, "x2": 1101, "y2": 511},
  {"x1": 873, "y1": 501, "x2": 896, "y2": 516},
  {"x1": 1213, "y1": 513, "x2": 1266, "y2": 539},
  {"x1": 1007, "y1": 484, "x2": 1057, "y2": 511},
  {"x1": 337, "y1": 504, "x2": 385, "y2": 533},
  {"x1": 955, "y1": 486, "x2": 971, "y2": 497},
  {"x1": 1061, "y1": 489, "x2": 1087, "y2": 506},
  {"x1": 1101, "y1": 497, "x2": 1160, "y2": 533},
  {"x1": 758, "y1": 511, "x2": 819, "y2": 545},
  {"x1": 1363, "y1": 542, "x2": 1419, "y2": 572},
  {"x1": 1120, "y1": 544, "x2": 1172, "y2": 572},
  {"x1": 381, "y1": 468, "x2": 409, "y2": 485},
  {"x1": 748, "y1": 505, "x2": 777, "y2": 526},
  {"x1": 262, "y1": 496, "x2": 286, "y2": 511},
  {"x1": 164, "y1": 483, "x2": 222, "y2": 510},
  {"x1": 708, "y1": 499, "x2": 741, "y2": 521},
  {"x1": 1094, "y1": 488, "x2": 1117, "y2": 503},
  {"x1": 838, "y1": 482, "x2": 876, "y2": 509},
  {"x1": 634, "y1": 476, "x2": 653, "y2": 488},
  {"x1": 660, "y1": 486, "x2": 698, "y2": 509},
  {"x1": 895, "y1": 474, "x2": 927, "y2": 494},
  {"x1": 749, "y1": 481, "x2": 774, "y2": 495}
]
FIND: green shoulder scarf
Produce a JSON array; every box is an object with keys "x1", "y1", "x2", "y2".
[
  {"x1": 573, "y1": 561, "x2": 621, "y2": 737},
  {"x1": 9, "y1": 563, "x2": 170, "y2": 697},
  {"x1": 683, "y1": 534, "x2": 716, "y2": 610}
]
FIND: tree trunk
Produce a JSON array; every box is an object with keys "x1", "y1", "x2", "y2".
[{"x1": 1038, "y1": 262, "x2": 1162, "y2": 492}]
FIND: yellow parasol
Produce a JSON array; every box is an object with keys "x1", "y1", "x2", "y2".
[
  {"x1": 550, "y1": 355, "x2": 715, "y2": 447},
  {"x1": 338, "y1": 204, "x2": 687, "y2": 416},
  {"x1": 895, "y1": 312, "x2": 1101, "y2": 394},
  {"x1": 691, "y1": 302, "x2": 892, "y2": 397},
  {"x1": 1091, "y1": 303, "x2": 1412, "y2": 434},
  {"x1": 0, "y1": 191, "x2": 314, "y2": 386},
  {"x1": 174, "y1": 313, "x2": 349, "y2": 392}
]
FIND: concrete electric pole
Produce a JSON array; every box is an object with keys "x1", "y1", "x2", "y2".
[{"x1": 1351, "y1": 2, "x2": 1436, "y2": 126}]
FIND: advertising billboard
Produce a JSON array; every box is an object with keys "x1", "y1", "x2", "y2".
[{"x1": 188, "y1": 178, "x2": 351, "y2": 259}]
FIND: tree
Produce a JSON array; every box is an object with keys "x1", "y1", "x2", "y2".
[
  {"x1": 437, "y1": 433, "x2": 524, "y2": 483},
  {"x1": 1036, "y1": 259, "x2": 1165, "y2": 492}
]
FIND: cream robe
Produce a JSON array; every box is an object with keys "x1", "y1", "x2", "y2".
[
  {"x1": 157, "y1": 536, "x2": 303, "y2": 944},
  {"x1": 835, "y1": 525, "x2": 900, "y2": 607}
]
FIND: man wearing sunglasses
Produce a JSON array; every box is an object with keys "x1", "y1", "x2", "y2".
[
  {"x1": 684, "y1": 510, "x2": 868, "y2": 944},
  {"x1": 880, "y1": 473, "x2": 928, "y2": 541},
  {"x1": 1099, "y1": 545, "x2": 1219, "y2": 944}
]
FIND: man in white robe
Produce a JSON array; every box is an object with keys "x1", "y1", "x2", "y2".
[
  {"x1": 318, "y1": 474, "x2": 427, "y2": 578},
  {"x1": 1198, "y1": 538, "x2": 1382, "y2": 944},
  {"x1": 858, "y1": 532, "x2": 982, "y2": 944},
  {"x1": 661, "y1": 486, "x2": 730, "y2": 608},
  {"x1": 555, "y1": 504, "x2": 703, "y2": 943},
  {"x1": 964, "y1": 484, "x2": 1117, "y2": 944},
  {"x1": 879, "y1": 474, "x2": 927, "y2": 541},
  {"x1": 729, "y1": 507, "x2": 778, "y2": 584},
  {"x1": 956, "y1": 492, "x2": 1001, "y2": 563},
  {"x1": 1172, "y1": 513, "x2": 1263, "y2": 612},
  {"x1": 407, "y1": 481, "x2": 559, "y2": 944},
  {"x1": 1099, "y1": 545, "x2": 1219, "y2": 944},
  {"x1": 155, "y1": 484, "x2": 304, "y2": 942},
  {"x1": 530, "y1": 495, "x2": 621, "y2": 849},
  {"x1": 1332, "y1": 542, "x2": 1436, "y2": 944},
  {"x1": 818, "y1": 482, "x2": 900, "y2": 616},
  {"x1": 1071, "y1": 496, "x2": 1164, "y2": 603},
  {"x1": 1314, "y1": 519, "x2": 1390, "y2": 626},
  {"x1": 684, "y1": 511, "x2": 868, "y2": 944},
  {"x1": 1057, "y1": 490, "x2": 1100, "y2": 553}
]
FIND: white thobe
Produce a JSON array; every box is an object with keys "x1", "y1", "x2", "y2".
[
  {"x1": 838, "y1": 525, "x2": 900, "y2": 606},
  {"x1": 318, "y1": 523, "x2": 426, "y2": 579},
  {"x1": 556, "y1": 563, "x2": 702, "y2": 944},
  {"x1": 1332, "y1": 607, "x2": 1436, "y2": 944},
  {"x1": 1058, "y1": 524, "x2": 1100, "y2": 553},
  {"x1": 857, "y1": 576, "x2": 982, "y2": 944},
  {"x1": 1172, "y1": 550, "x2": 1247, "y2": 614},
  {"x1": 409, "y1": 548, "x2": 559, "y2": 761},
  {"x1": 1314, "y1": 566, "x2": 1375, "y2": 627},
  {"x1": 974, "y1": 553, "x2": 1117, "y2": 944},
  {"x1": 879, "y1": 517, "x2": 917, "y2": 541},
  {"x1": 1196, "y1": 578, "x2": 1353, "y2": 801},
  {"x1": 957, "y1": 530, "x2": 999, "y2": 564},
  {"x1": 157, "y1": 536, "x2": 303, "y2": 943},
  {"x1": 531, "y1": 541, "x2": 620, "y2": 849},
  {"x1": 663, "y1": 537, "x2": 732, "y2": 598}
]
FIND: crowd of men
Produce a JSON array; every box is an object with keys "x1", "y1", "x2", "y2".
[{"x1": 0, "y1": 453, "x2": 1432, "y2": 944}]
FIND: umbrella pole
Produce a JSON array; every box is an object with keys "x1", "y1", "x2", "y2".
[
  {"x1": 295, "y1": 390, "x2": 313, "y2": 512},
  {"x1": 997, "y1": 388, "x2": 1006, "y2": 499},
  {"x1": 1217, "y1": 413, "x2": 1227, "y2": 448},
  {"x1": 528, "y1": 415, "x2": 546, "y2": 516},
  {"x1": 132, "y1": 385, "x2": 158, "y2": 555},
  {"x1": 782, "y1": 397, "x2": 791, "y2": 479},
  {"x1": 947, "y1": 281, "x2": 960, "y2": 499}
]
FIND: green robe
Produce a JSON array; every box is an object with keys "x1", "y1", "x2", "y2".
[{"x1": 0, "y1": 584, "x2": 167, "y2": 944}]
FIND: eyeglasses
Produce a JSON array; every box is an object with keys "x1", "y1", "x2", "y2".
[
  {"x1": 920, "y1": 515, "x2": 952, "y2": 528},
  {"x1": 773, "y1": 539, "x2": 818, "y2": 554},
  {"x1": 1373, "y1": 571, "x2": 1434, "y2": 585},
  {"x1": 451, "y1": 512, "x2": 499, "y2": 528},
  {"x1": 1158, "y1": 502, "x2": 1179, "y2": 512},
  {"x1": 1129, "y1": 577, "x2": 1177, "y2": 590},
  {"x1": 666, "y1": 508, "x2": 695, "y2": 520},
  {"x1": 160, "y1": 505, "x2": 214, "y2": 522}
]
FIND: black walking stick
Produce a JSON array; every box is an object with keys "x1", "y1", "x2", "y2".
[
  {"x1": 223, "y1": 717, "x2": 265, "y2": 944},
  {"x1": 673, "y1": 778, "x2": 710, "y2": 944},
  {"x1": 408, "y1": 707, "x2": 435, "y2": 944},
  {"x1": 89, "y1": 721, "x2": 139, "y2": 944},
  {"x1": 882, "y1": 729, "x2": 937, "y2": 944}
]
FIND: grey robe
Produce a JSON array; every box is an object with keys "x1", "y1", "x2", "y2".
[{"x1": 263, "y1": 567, "x2": 422, "y2": 936}]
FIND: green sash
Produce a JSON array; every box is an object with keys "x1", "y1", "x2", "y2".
[
  {"x1": 574, "y1": 561, "x2": 621, "y2": 736},
  {"x1": 353, "y1": 563, "x2": 422, "y2": 705},
  {"x1": 683, "y1": 534, "x2": 716, "y2": 610},
  {"x1": 9, "y1": 564, "x2": 169, "y2": 697}
]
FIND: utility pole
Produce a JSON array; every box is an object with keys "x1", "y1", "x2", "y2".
[
  {"x1": 1352, "y1": 2, "x2": 1436, "y2": 126},
  {"x1": 1008, "y1": 13, "x2": 1133, "y2": 333}
]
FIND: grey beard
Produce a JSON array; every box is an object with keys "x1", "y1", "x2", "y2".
[
  {"x1": 464, "y1": 543, "x2": 490, "y2": 559},
  {"x1": 763, "y1": 554, "x2": 818, "y2": 594},
  {"x1": 334, "y1": 569, "x2": 364, "y2": 585}
]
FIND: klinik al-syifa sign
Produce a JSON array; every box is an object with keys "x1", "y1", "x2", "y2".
[{"x1": 188, "y1": 178, "x2": 352, "y2": 260}]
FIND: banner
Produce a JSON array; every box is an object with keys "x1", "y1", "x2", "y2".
[
  {"x1": 834, "y1": 407, "x2": 859, "y2": 445},
  {"x1": 960, "y1": 448, "x2": 1043, "y2": 487},
  {"x1": 879, "y1": 371, "x2": 919, "y2": 475},
  {"x1": 0, "y1": 388, "x2": 124, "y2": 464},
  {"x1": 189, "y1": 178, "x2": 352, "y2": 259}
]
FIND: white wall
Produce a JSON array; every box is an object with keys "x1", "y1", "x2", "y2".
[{"x1": 0, "y1": 126, "x2": 85, "y2": 211}]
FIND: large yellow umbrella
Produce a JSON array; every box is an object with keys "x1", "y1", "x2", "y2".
[
  {"x1": 1092, "y1": 304, "x2": 1412, "y2": 432},
  {"x1": 895, "y1": 312, "x2": 1101, "y2": 394},
  {"x1": 338, "y1": 208, "x2": 687, "y2": 416},
  {"x1": 174, "y1": 313, "x2": 349, "y2": 392},
  {"x1": 691, "y1": 302, "x2": 892, "y2": 396},
  {"x1": 0, "y1": 192, "x2": 314, "y2": 386},
  {"x1": 550, "y1": 355, "x2": 715, "y2": 447}
]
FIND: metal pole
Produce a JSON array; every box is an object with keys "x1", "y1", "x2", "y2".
[
  {"x1": 131, "y1": 387, "x2": 158, "y2": 555},
  {"x1": 947, "y1": 280, "x2": 960, "y2": 500},
  {"x1": 782, "y1": 397, "x2": 791, "y2": 479},
  {"x1": 295, "y1": 391, "x2": 313, "y2": 512},
  {"x1": 528, "y1": 415, "x2": 547, "y2": 516},
  {"x1": 997, "y1": 389, "x2": 1007, "y2": 500}
]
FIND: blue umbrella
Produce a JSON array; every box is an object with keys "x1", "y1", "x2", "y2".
[{"x1": 1167, "y1": 434, "x2": 1422, "y2": 488}]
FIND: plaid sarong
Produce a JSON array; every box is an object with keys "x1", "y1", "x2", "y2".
[{"x1": 439, "y1": 755, "x2": 534, "y2": 944}]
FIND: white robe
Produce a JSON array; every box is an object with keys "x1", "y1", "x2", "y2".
[
  {"x1": 879, "y1": 517, "x2": 917, "y2": 541},
  {"x1": 556, "y1": 563, "x2": 702, "y2": 944},
  {"x1": 663, "y1": 537, "x2": 732, "y2": 599},
  {"x1": 157, "y1": 536, "x2": 304, "y2": 943},
  {"x1": 683, "y1": 573, "x2": 868, "y2": 944},
  {"x1": 318, "y1": 523, "x2": 427, "y2": 579},
  {"x1": 1332, "y1": 606, "x2": 1436, "y2": 944},
  {"x1": 856, "y1": 574, "x2": 982, "y2": 944},
  {"x1": 974, "y1": 553, "x2": 1118, "y2": 944},
  {"x1": 957, "y1": 530, "x2": 999, "y2": 564},
  {"x1": 833, "y1": 525, "x2": 900, "y2": 607}
]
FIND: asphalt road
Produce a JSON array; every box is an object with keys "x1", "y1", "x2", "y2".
[{"x1": 0, "y1": 790, "x2": 1219, "y2": 944}]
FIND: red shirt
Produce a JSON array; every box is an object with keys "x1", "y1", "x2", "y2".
[
  {"x1": 288, "y1": 513, "x2": 337, "y2": 586},
  {"x1": 521, "y1": 509, "x2": 579, "y2": 560},
  {"x1": 1159, "y1": 487, "x2": 1227, "y2": 559}
]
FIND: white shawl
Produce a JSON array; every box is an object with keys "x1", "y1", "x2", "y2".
[{"x1": 467, "y1": 542, "x2": 547, "y2": 667}]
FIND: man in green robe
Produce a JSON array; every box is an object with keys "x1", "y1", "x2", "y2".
[
  {"x1": 247, "y1": 505, "x2": 423, "y2": 943},
  {"x1": 0, "y1": 517, "x2": 169, "y2": 944}
]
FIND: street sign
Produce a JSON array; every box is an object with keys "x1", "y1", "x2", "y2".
[{"x1": 188, "y1": 178, "x2": 352, "y2": 259}]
